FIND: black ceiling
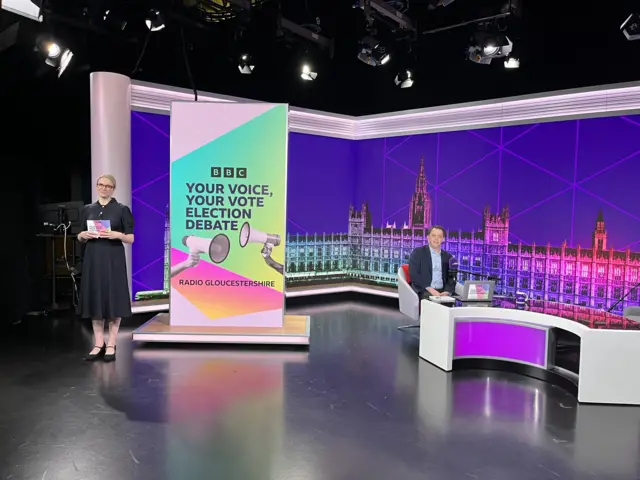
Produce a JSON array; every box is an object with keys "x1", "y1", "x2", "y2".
[{"x1": 1, "y1": 0, "x2": 640, "y2": 116}]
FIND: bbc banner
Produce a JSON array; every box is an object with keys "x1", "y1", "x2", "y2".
[{"x1": 169, "y1": 102, "x2": 288, "y2": 327}]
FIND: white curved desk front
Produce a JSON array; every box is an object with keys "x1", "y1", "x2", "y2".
[{"x1": 419, "y1": 299, "x2": 640, "y2": 405}]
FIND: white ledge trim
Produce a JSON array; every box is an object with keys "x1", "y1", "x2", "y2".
[
  {"x1": 130, "y1": 285, "x2": 397, "y2": 314},
  {"x1": 130, "y1": 79, "x2": 640, "y2": 140}
]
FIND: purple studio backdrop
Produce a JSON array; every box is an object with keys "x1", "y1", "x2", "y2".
[{"x1": 131, "y1": 111, "x2": 640, "y2": 313}]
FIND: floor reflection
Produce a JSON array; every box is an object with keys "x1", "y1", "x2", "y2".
[
  {"x1": 413, "y1": 355, "x2": 640, "y2": 479},
  {"x1": 132, "y1": 349, "x2": 307, "y2": 480},
  {"x1": 1, "y1": 304, "x2": 640, "y2": 480}
]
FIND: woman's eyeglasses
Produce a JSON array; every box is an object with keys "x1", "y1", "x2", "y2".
[{"x1": 97, "y1": 183, "x2": 114, "y2": 190}]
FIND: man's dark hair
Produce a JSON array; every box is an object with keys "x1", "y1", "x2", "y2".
[{"x1": 427, "y1": 225, "x2": 446, "y2": 238}]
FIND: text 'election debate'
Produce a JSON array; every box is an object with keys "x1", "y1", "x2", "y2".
[{"x1": 184, "y1": 167, "x2": 274, "y2": 231}]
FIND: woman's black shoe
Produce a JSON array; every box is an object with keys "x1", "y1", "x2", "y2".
[
  {"x1": 104, "y1": 345, "x2": 116, "y2": 363},
  {"x1": 85, "y1": 344, "x2": 106, "y2": 362}
]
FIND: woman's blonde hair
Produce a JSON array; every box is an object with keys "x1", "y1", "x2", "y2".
[{"x1": 98, "y1": 174, "x2": 117, "y2": 188}]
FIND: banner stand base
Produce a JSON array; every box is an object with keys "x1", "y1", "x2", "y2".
[{"x1": 132, "y1": 313, "x2": 310, "y2": 346}]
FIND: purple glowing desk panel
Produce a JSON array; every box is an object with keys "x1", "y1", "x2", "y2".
[{"x1": 454, "y1": 319, "x2": 550, "y2": 368}]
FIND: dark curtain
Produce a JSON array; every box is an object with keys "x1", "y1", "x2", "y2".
[
  {"x1": 0, "y1": 99, "x2": 36, "y2": 325},
  {"x1": 0, "y1": 149, "x2": 35, "y2": 326},
  {"x1": 1, "y1": 50, "x2": 89, "y2": 325}
]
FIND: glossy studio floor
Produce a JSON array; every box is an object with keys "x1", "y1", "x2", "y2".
[{"x1": 1, "y1": 298, "x2": 639, "y2": 480}]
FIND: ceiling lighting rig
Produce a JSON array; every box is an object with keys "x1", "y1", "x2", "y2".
[
  {"x1": 276, "y1": 16, "x2": 334, "y2": 57},
  {"x1": 36, "y1": 34, "x2": 74, "y2": 77},
  {"x1": 187, "y1": 0, "x2": 336, "y2": 80},
  {"x1": 468, "y1": 29, "x2": 513, "y2": 65},
  {"x1": 353, "y1": 0, "x2": 417, "y2": 68},
  {"x1": 355, "y1": 0, "x2": 416, "y2": 32},
  {"x1": 145, "y1": 9, "x2": 165, "y2": 31},
  {"x1": 394, "y1": 69, "x2": 413, "y2": 88},
  {"x1": 275, "y1": 13, "x2": 335, "y2": 81},
  {"x1": 187, "y1": 0, "x2": 270, "y2": 23},
  {"x1": 621, "y1": 13, "x2": 640, "y2": 41},
  {"x1": 419, "y1": 0, "x2": 520, "y2": 69},
  {"x1": 353, "y1": 1, "x2": 419, "y2": 88},
  {"x1": 425, "y1": 0, "x2": 457, "y2": 8}
]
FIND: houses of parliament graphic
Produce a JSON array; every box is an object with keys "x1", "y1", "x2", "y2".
[
  {"x1": 285, "y1": 158, "x2": 640, "y2": 314},
  {"x1": 147, "y1": 158, "x2": 639, "y2": 314}
]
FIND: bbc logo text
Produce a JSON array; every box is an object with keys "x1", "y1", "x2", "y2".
[{"x1": 211, "y1": 167, "x2": 247, "y2": 178}]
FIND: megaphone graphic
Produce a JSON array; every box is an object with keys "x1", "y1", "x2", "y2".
[
  {"x1": 183, "y1": 234, "x2": 230, "y2": 263},
  {"x1": 170, "y1": 233, "x2": 230, "y2": 278},
  {"x1": 238, "y1": 222, "x2": 284, "y2": 275},
  {"x1": 239, "y1": 222, "x2": 281, "y2": 247}
]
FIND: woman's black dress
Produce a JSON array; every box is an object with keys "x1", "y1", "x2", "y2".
[{"x1": 79, "y1": 198, "x2": 134, "y2": 319}]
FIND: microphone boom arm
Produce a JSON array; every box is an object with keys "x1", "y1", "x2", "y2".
[
  {"x1": 607, "y1": 279, "x2": 640, "y2": 313},
  {"x1": 452, "y1": 268, "x2": 500, "y2": 282}
]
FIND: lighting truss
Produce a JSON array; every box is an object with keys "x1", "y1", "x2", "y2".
[
  {"x1": 279, "y1": 17, "x2": 335, "y2": 57},
  {"x1": 192, "y1": 0, "x2": 270, "y2": 23},
  {"x1": 354, "y1": 0, "x2": 416, "y2": 32}
]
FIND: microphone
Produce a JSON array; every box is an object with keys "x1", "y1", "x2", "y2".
[{"x1": 448, "y1": 256, "x2": 459, "y2": 279}]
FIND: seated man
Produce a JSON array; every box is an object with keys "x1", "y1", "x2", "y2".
[{"x1": 408, "y1": 225, "x2": 456, "y2": 300}]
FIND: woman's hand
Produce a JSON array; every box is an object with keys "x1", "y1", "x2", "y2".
[
  {"x1": 101, "y1": 231, "x2": 124, "y2": 240},
  {"x1": 78, "y1": 231, "x2": 99, "y2": 241}
]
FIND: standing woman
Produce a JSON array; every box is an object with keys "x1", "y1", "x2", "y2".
[{"x1": 78, "y1": 174, "x2": 134, "y2": 362}]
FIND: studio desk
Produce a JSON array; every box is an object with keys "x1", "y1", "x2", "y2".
[{"x1": 419, "y1": 297, "x2": 640, "y2": 405}]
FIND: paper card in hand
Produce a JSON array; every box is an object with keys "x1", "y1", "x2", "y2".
[{"x1": 87, "y1": 220, "x2": 111, "y2": 233}]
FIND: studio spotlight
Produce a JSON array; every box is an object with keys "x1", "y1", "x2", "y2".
[
  {"x1": 145, "y1": 9, "x2": 165, "y2": 32},
  {"x1": 621, "y1": 13, "x2": 640, "y2": 41},
  {"x1": 46, "y1": 42, "x2": 61, "y2": 58},
  {"x1": 504, "y1": 57, "x2": 520, "y2": 69},
  {"x1": 357, "y1": 36, "x2": 390, "y2": 67},
  {"x1": 39, "y1": 38, "x2": 73, "y2": 77},
  {"x1": 468, "y1": 32, "x2": 513, "y2": 65},
  {"x1": 394, "y1": 69, "x2": 414, "y2": 88},
  {"x1": 238, "y1": 54, "x2": 255, "y2": 74},
  {"x1": 301, "y1": 63, "x2": 317, "y2": 81}
]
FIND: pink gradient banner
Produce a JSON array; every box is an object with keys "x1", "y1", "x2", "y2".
[{"x1": 171, "y1": 249, "x2": 284, "y2": 326}]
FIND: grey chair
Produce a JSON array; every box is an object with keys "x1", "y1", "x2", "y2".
[
  {"x1": 398, "y1": 265, "x2": 420, "y2": 331},
  {"x1": 623, "y1": 306, "x2": 640, "y2": 323}
]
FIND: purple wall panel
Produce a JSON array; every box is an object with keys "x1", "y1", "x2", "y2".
[
  {"x1": 131, "y1": 113, "x2": 170, "y2": 295},
  {"x1": 131, "y1": 110, "x2": 640, "y2": 313},
  {"x1": 356, "y1": 116, "x2": 640, "y2": 248},
  {"x1": 130, "y1": 113, "x2": 354, "y2": 296}
]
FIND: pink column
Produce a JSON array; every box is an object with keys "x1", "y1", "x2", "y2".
[{"x1": 90, "y1": 72, "x2": 133, "y2": 298}]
